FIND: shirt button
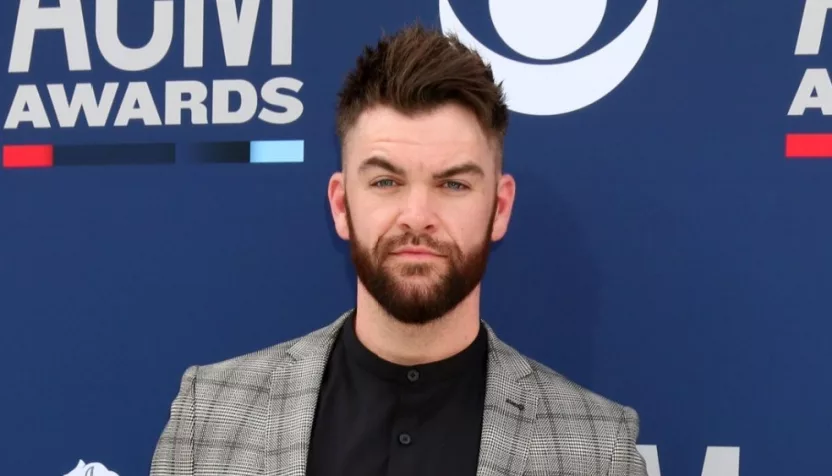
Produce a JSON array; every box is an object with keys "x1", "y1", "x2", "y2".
[
  {"x1": 398, "y1": 433, "x2": 412, "y2": 445},
  {"x1": 407, "y1": 369, "x2": 419, "y2": 382}
]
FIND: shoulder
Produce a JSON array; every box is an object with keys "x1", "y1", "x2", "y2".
[
  {"x1": 523, "y1": 356, "x2": 645, "y2": 474},
  {"x1": 486, "y1": 326, "x2": 636, "y2": 427},
  {"x1": 168, "y1": 319, "x2": 339, "y2": 411},
  {"x1": 526, "y1": 356, "x2": 637, "y2": 426},
  {"x1": 187, "y1": 312, "x2": 348, "y2": 384},
  {"x1": 150, "y1": 331, "x2": 318, "y2": 475},
  {"x1": 190, "y1": 335, "x2": 300, "y2": 382},
  {"x1": 487, "y1": 333, "x2": 645, "y2": 473},
  {"x1": 162, "y1": 336, "x2": 303, "y2": 431}
]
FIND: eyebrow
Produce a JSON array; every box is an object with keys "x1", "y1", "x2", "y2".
[
  {"x1": 357, "y1": 156, "x2": 485, "y2": 180},
  {"x1": 432, "y1": 162, "x2": 485, "y2": 180},
  {"x1": 358, "y1": 156, "x2": 405, "y2": 176}
]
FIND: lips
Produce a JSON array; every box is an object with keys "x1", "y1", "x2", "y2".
[{"x1": 390, "y1": 247, "x2": 443, "y2": 257}]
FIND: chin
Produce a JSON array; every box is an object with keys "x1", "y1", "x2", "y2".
[{"x1": 392, "y1": 278, "x2": 441, "y2": 294}]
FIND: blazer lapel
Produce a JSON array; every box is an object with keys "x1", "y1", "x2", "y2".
[
  {"x1": 262, "y1": 312, "x2": 538, "y2": 476},
  {"x1": 264, "y1": 311, "x2": 352, "y2": 476},
  {"x1": 477, "y1": 324, "x2": 540, "y2": 476}
]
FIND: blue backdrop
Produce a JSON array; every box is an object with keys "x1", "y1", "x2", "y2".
[{"x1": 1, "y1": 0, "x2": 829, "y2": 475}]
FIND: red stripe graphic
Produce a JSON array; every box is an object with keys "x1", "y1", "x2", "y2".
[
  {"x1": 2, "y1": 145, "x2": 54, "y2": 168},
  {"x1": 785, "y1": 134, "x2": 832, "y2": 159}
]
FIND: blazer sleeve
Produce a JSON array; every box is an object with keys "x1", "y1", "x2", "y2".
[
  {"x1": 149, "y1": 365, "x2": 198, "y2": 476},
  {"x1": 607, "y1": 405, "x2": 648, "y2": 476}
]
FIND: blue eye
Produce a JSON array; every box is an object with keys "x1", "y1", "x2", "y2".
[
  {"x1": 444, "y1": 181, "x2": 469, "y2": 191},
  {"x1": 372, "y1": 179, "x2": 397, "y2": 188}
]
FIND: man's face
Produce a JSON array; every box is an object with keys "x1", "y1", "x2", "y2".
[{"x1": 329, "y1": 103, "x2": 515, "y2": 325}]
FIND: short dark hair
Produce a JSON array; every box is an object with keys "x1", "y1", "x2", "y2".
[{"x1": 335, "y1": 23, "x2": 509, "y2": 168}]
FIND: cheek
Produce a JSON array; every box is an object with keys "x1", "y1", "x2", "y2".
[
  {"x1": 441, "y1": 204, "x2": 492, "y2": 248},
  {"x1": 350, "y1": 200, "x2": 399, "y2": 244}
]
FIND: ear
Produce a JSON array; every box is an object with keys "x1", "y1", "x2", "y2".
[
  {"x1": 490, "y1": 173, "x2": 516, "y2": 242},
  {"x1": 328, "y1": 171, "x2": 350, "y2": 240}
]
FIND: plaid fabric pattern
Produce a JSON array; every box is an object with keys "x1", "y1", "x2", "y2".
[{"x1": 149, "y1": 310, "x2": 647, "y2": 476}]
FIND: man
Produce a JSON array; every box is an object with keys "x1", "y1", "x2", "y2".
[{"x1": 149, "y1": 24, "x2": 647, "y2": 476}]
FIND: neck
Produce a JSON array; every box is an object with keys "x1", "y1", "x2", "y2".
[{"x1": 353, "y1": 283, "x2": 483, "y2": 366}]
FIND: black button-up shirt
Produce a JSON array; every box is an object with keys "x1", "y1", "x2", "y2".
[{"x1": 305, "y1": 311, "x2": 489, "y2": 476}]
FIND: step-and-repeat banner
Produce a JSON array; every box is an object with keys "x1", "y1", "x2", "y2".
[{"x1": 1, "y1": 0, "x2": 830, "y2": 475}]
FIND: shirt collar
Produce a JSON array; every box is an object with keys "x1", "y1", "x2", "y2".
[{"x1": 339, "y1": 309, "x2": 488, "y2": 386}]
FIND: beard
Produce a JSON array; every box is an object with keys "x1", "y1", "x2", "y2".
[{"x1": 347, "y1": 199, "x2": 496, "y2": 326}]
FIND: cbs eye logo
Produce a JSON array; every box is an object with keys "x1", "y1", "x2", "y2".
[{"x1": 438, "y1": 0, "x2": 659, "y2": 116}]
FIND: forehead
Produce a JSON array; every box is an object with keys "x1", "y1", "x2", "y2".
[{"x1": 343, "y1": 104, "x2": 493, "y2": 168}]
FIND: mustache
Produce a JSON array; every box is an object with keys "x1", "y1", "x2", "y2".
[{"x1": 376, "y1": 233, "x2": 453, "y2": 257}]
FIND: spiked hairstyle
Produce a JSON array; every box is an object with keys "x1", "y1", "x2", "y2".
[{"x1": 335, "y1": 24, "x2": 509, "y2": 169}]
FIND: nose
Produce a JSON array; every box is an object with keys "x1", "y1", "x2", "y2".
[{"x1": 395, "y1": 186, "x2": 437, "y2": 234}]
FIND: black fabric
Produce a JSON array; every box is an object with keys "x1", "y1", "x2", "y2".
[{"x1": 305, "y1": 310, "x2": 489, "y2": 476}]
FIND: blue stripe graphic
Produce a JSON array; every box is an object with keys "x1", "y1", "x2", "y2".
[{"x1": 250, "y1": 140, "x2": 304, "y2": 163}]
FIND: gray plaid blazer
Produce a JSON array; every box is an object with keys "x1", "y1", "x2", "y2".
[{"x1": 149, "y1": 310, "x2": 647, "y2": 476}]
